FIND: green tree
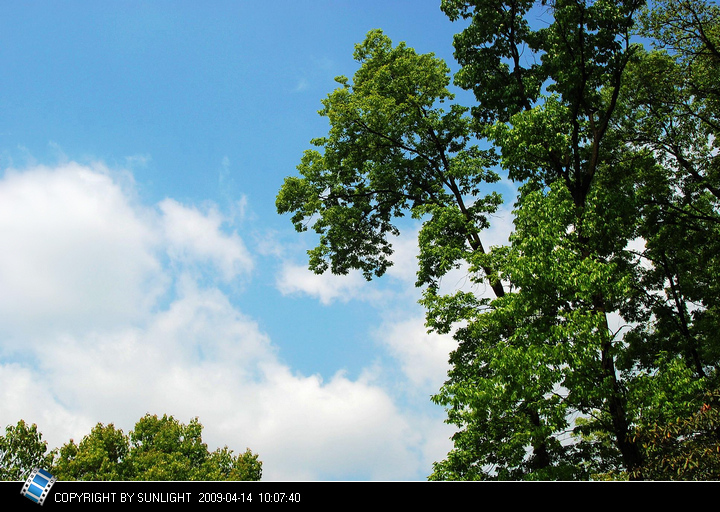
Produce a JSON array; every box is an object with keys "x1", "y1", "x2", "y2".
[
  {"x1": 0, "y1": 420, "x2": 54, "y2": 480},
  {"x1": 435, "y1": 0, "x2": 718, "y2": 479},
  {"x1": 615, "y1": 0, "x2": 720, "y2": 479},
  {"x1": 278, "y1": 0, "x2": 719, "y2": 480},
  {"x1": 276, "y1": 29, "x2": 503, "y2": 295},
  {"x1": 52, "y1": 422, "x2": 129, "y2": 480},
  {"x1": 629, "y1": 387, "x2": 720, "y2": 480},
  {"x1": 430, "y1": 0, "x2": 649, "y2": 480},
  {"x1": 52, "y1": 414, "x2": 262, "y2": 481},
  {"x1": 618, "y1": 0, "x2": 720, "y2": 374}
]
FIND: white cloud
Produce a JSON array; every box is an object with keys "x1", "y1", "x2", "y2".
[
  {"x1": 0, "y1": 162, "x2": 165, "y2": 335},
  {"x1": 275, "y1": 261, "x2": 372, "y2": 305},
  {"x1": 0, "y1": 161, "x2": 454, "y2": 480},
  {"x1": 0, "y1": 363, "x2": 91, "y2": 448},
  {"x1": 274, "y1": 225, "x2": 422, "y2": 305},
  {"x1": 1, "y1": 274, "x2": 441, "y2": 480},
  {"x1": 243, "y1": 368, "x2": 424, "y2": 480},
  {"x1": 483, "y1": 201, "x2": 515, "y2": 250},
  {"x1": 159, "y1": 198, "x2": 254, "y2": 282},
  {"x1": 385, "y1": 225, "x2": 422, "y2": 285},
  {"x1": 376, "y1": 316, "x2": 457, "y2": 394}
]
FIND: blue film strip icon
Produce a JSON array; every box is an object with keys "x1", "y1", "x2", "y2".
[{"x1": 21, "y1": 468, "x2": 57, "y2": 505}]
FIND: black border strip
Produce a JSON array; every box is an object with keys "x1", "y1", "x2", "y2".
[{"x1": 2, "y1": 480, "x2": 715, "y2": 509}]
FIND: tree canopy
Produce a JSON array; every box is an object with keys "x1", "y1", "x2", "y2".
[
  {"x1": 277, "y1": 0, "x2": 720, "y2": 480},
  {"x1": 0, "y1": 420, "x2": 55, "y2": 480},
  {"x1": 0, "y1": 414, "x2": 261, "y2": 481}
]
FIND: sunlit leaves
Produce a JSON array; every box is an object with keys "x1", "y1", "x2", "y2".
[
  {"x1": 277, "y1": 29, "x2": 502, "y2": 285},
  {"x1": 48, "y1": 414, "x2": 262, "y2": 481},
  {"x1": 278, "y1": 0, "x2": 720, "y2": 481},
  {"x1": 0, "y1": 420, "x2": 54, "y2": 480}
]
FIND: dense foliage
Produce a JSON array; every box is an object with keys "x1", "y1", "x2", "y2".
[
  {"x1": 0, "y1": 415, "x2": 261, "y2": 481},
  {"x1": 0, "y1": 420, "x2": 55, "y2": 480},
  {"x1": 277, "y1": 0, "x2": 720, "y2": 479}
]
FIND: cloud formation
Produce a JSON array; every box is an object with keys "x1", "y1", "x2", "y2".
[
  {"x1": 160, "y1": 198, "x2": 253, "y2": 282},
  {"x1": 0, "y1": 162, "x2": 164, "y2": 335},
  {"x1": 276, "y1": 262, "x2": 374, "y2": 305},
  {"x1": 377, "y1": 316, "x2": 457, "y2": 394},
  {"x1": 0, "y1": 161, "x2": 454, "y2": 480}
]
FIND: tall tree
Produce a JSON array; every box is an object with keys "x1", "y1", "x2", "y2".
[
  {"x1": 430, "y1": 0, "x2": 649, "y2": 479},
  {"x1": 278, "y1": 0, "x2": 720, "y2": 479},
  {"x1": 437, "y1": 0, "x2": 719, "y2": 479},
  {"x1": 615, "y1": 0, "x2": 720, "y2": 479}
]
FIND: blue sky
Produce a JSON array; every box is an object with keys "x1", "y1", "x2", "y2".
[{"x1": 0, "y1": 1, "x2": 514, "y2": 480}]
